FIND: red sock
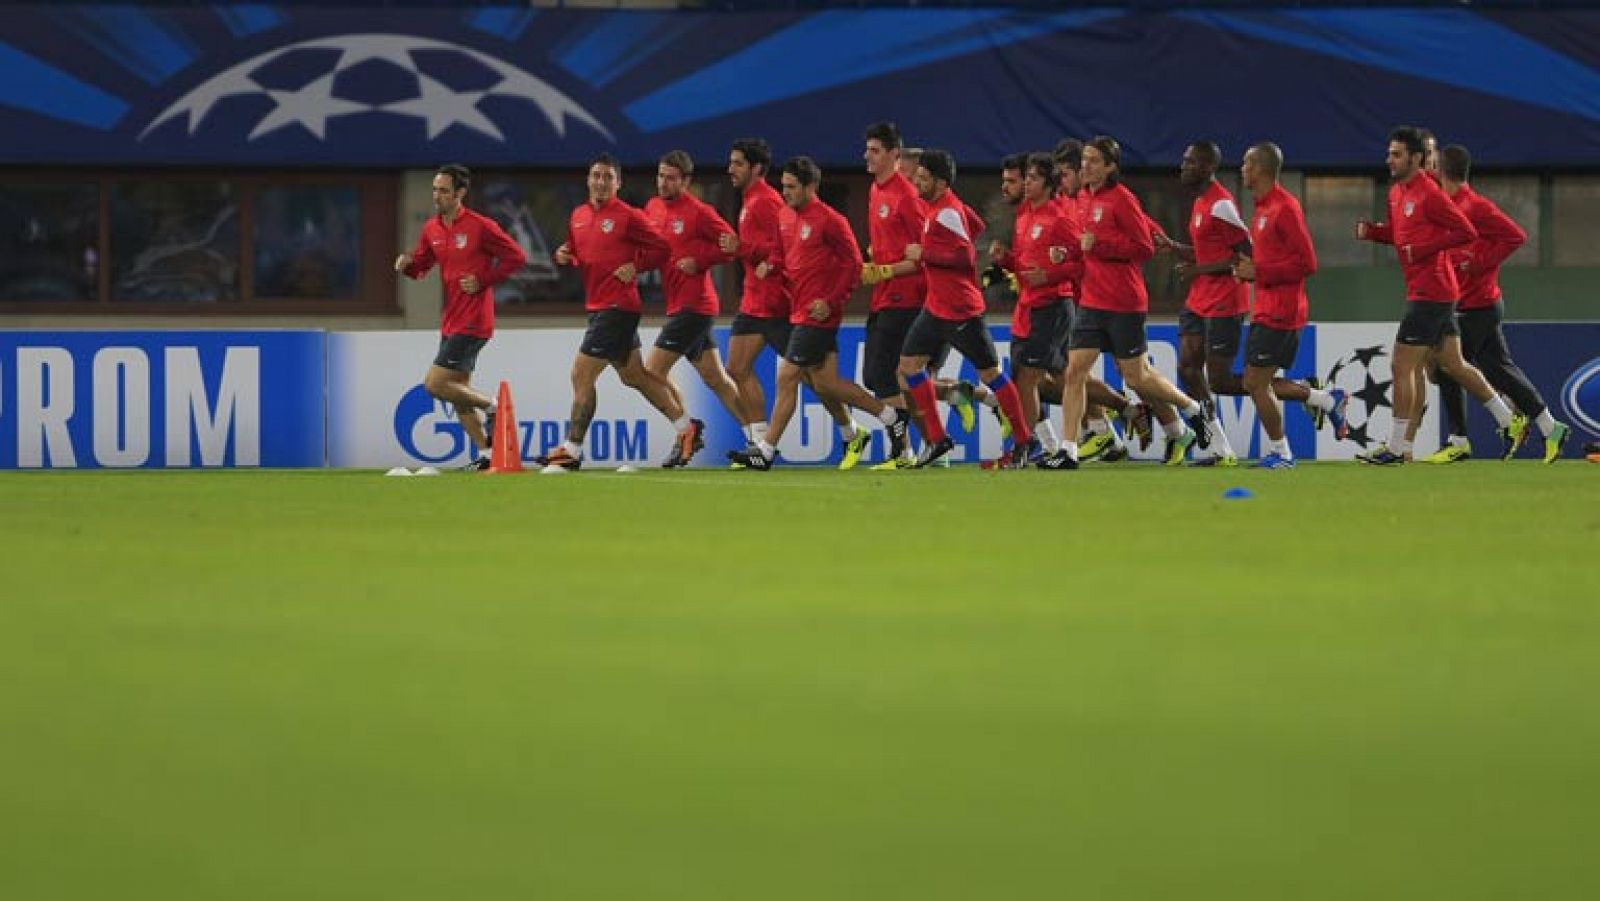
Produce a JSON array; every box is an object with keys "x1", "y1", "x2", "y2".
[
  {"x1": 992, "y1": 379, "x2": 1033, "y2": 444},
  {"x1": 907, "y1": 376, "x2": 947, "y2": 443}
]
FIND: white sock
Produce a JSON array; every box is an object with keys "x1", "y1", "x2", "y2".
[
  {"x1": 1535, "y1": 410, "x2": 1557, "y2": 435},
  {"x1": 1036, "y1": 420, "x2": 1061, "y2": 453},
  {"x1": 1306, "y1": 388, "x2": 1333, "y2": 411},
  {"x1": 1387, "y1": 418, "x2": 1409, "y2": 447},
  {"x1": 876, "y1": 406, "x2": 900, "y2": 427},
  {"x1": 1272, "y1": 437, "x2": 1292, "y2": 458},
  {"x1": 837, "y1": 421, "x2": 858, "y2": 442},
  {"x1": 1062, "y1": 440, "x2": 1079, "y2": 461},
  {"x1": 1162, "y1": 418, "x2": 1186, "y2": 439},
  {"x1": 561, "y1": 440, "x2": 583, "y2": 457},
  {"x1": 1483, "y1": 396, "x2": 1513, "y2": 428},
  {"x1": 757, "y1": 440, "x2": 775, "y2": 459},
  {"x1": 1179, "y1": 400, "x2": 1204, "y2": 420},
  {"x1": 1449, "y1": 434, "x2": 1471, "y2": 449},
  {"x1": 1394, "y1": 436, "x2": 1414, "y2": 455},
  {"x1": 1208, "y1": 419, "x2": 1232, "y2": 457},
  {"x1": 751, "y1": 422, "x2": 769, "y2": 443},
  {"x1": 672, "y1": 415, "x2": 693, "y2": 433}
]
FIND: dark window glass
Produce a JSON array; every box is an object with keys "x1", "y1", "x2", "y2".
[
  {"x1": 255, "y1": 185, "x2": 362, "y2": 298},
  {"x1": 111, "y1": 181, "x2": 239, "y2": 302},
  {"x1": 0, "y1": 182, "x2": 99, "y2": 301}
]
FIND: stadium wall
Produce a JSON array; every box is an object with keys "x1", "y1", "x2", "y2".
[{"x1": 8, "y1": 323, "x2": 1599, "y2": 470}]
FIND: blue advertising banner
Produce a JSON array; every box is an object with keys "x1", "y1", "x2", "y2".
[
  {"x1": 1, "y1": 6, "x2": 1595, "y2": 168},
  {"x1": 0, "y1": 330, "x2": 325, "y2": 469},
  {"x1": 1461, "y1": 323, "x2": 1600, "y2": 460}
]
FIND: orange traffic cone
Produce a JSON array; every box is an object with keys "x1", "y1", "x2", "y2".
[{"x1": 488, "y1": 381, "x2": 523, "y2": 474}]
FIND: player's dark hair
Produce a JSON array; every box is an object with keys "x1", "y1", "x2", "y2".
[
  {"x1": 864, "y1": 121, "x2": 902, "y2": 151},
  {"x1": 1190, "y1": 141, "x2": 1222, "y2": 168},
  {"x1": 1440, "y1": 144, "x2": 1472, "y2": 182},
  {"x1": 437, "y1": 163, "x2": 471, "y2": 193},
  {"x1": 589, "y1": 152, "x2": 622, "y2": 174},
  {"x1": 919, "y1": 149, "x2": 956, "y2": 186},
  {"x1": 782, "y1": 156, "x2": 821, "y2": 187},
  {"x1": 1025, "y1": 152, "x2": 1057, "y2": 190},
  {"x1": 731, "y1": 137, "x2": 771, "y2": 172},
  {"x1": 1389, "y1": 126, "x2": 1426, "y2": 158},
  {"x1": 1000, "y1": 153, "x2": 1027, "y2": 173},
  {"x1": 1087, "y1": 135, "x2": 1122, "y2": 185},
  {"x1": 1053, "y1": 139, "x2": 1083, "y2": 170},
  {"x1": 659, "y1": 149, "x2": 694, "y2": 177}
]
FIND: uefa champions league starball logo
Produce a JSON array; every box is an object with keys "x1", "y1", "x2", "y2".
[
  {"x1": 140, "y1": 34, "x2": 612, "y2": 144},
  {"x1": 1320, "y1": 343, "x2": 1393, "y2": 448}
]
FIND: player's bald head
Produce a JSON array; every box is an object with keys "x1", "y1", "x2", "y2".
[{"x1": 1247, "y1": 141, "x2": 1284, "y2": 178}]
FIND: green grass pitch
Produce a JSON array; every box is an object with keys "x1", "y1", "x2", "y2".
[{"x1": 3, "y1": 463, "x2": 1598, "y2": 900}]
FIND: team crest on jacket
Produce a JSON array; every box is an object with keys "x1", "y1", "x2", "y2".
[
  {"x1": 671, "y1": 218, "x2": 684, "y2": 235},
  {"x1": 1193, "y1": 213, "x2": 1203, "y2": 228},
  {"x1": 600, "y1": 218, "x2": 614, "y2": 233},
  {"x1": 1256, "y1": 214, "x2": 1268, "y2": 232},
  {"x1": 453, "y1": 233, "x2": 467, "y2": 249},
  {"x1": 1030, "y1": 224, "x2": 1043, "y2": 240},
  {"x1": 1403, "y1": 201, "x2": 1415, "y2": 218},
  {"x1": 800, "y1": 223, "x2": 812, "y2": 241},
  {"x1": 877, "y1": 204, "x2": 890, "y2": 219},
  {"x1": 1091, "y1": 207, "x2": 1103, "y2": 223}
]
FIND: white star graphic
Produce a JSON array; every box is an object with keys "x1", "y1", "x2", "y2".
[
  {"x1": 379, "y1": 73, "x2": 503, "y2": 141},
  {"x1": 249, "y1": 72, "x2": 370, "y2": 140}
]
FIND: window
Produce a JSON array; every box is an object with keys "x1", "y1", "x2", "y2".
[
  {"x1": 1552, "y1": 176, "x2": 1600, "y2": 266},
  {"x1": 1302, "y1": 176, "x2": 1381, "y2": 267},
  {"x1": 0, "y1": 181, "x2": 99, "y2": 302},
  {"x1": 254, "y1": 185, "x2": 362, "y2": 298},
  {"x1": 110, "y1": 180, "x2": 239, "y2": 303},
  {"x1": 0, "y1": 172, "x2": 396, "y2": 312}
]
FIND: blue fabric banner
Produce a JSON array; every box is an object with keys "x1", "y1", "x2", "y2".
[{"x1": 2, "y1": 6, "x2": 1595, "y2": 167}]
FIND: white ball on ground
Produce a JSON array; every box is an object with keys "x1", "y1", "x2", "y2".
[
  {"x1": 616, "y1": 464, "x2": 638, "y2": 474},
  {"x1": 384, "y1": 467, "x2": 414, "y2": 477},
  {"x1": 414, "y1": 466, "x2": 440, "y2": 476}
]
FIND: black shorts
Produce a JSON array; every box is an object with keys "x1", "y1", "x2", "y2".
[
  {"x1": 579, "y1": 309, "x2": 642, "y2": 362},
  {"x1": 655, "y1": 312, "x2": 716, "y2": 362},
  {"x1": 1243, "y1": 324, "x2": 1301, "y2": 371},
  {"x1": 863, "y1": 308, "x2": 921, "y2": 398},
  {"x1": 903, "y1": 310, "x2": 999, "y2": 371},
  {"x1": 1456, "y1": 302, "x2": 1504, "y2": 361},
  {"x1": 785, "y1": 324, "x2": 838, "y2": 367},
  {"x1": 730, "y1": 312, "x2": 793, "y2": 355},
  {"x1": 1011, "y1": 302, "x2": 1072, "y2": 373},
  {"x1": 1178, "y1": 308, "x2": 1245, "y2": 358},
  {"x1": 1069, "y1": 307, "x2": 1148, "y2": 359},
  {"x1": 1396, "y1": 301, "x2": 1459, "y2": 347},
  {"x1": 433, "y1": 334, "x2": 488, "y2": 373}
]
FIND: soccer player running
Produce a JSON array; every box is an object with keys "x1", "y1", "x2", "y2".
[
  {"x1": 1042, "y1": 136, "x2": 1212, "y2": 469},
  {"x1": 543, "y1": 154, "x2": 704, "y2": 472},
  {"x1": 991, "y1": 152, "x2": 1080, "y2": 462},
  {"x1": 1156, "y1": 142, "x2": 1253, "y2": 465},
  {"x1": 396, "y1": 163, "x2": 528, "y2": 471},
  {"x1": 859, "y1": 122, "x2": 930, "y2": 469},
  {"x1": 1420, "y1": 144, "x2": 1569, "y2": 463},
  {"x1": 1354, "y1": 126, "x2": 1516, "y2": 465},
  {"x1": 719, "y1": 139, "x2": 864, "y2": 468},
  {"x1": 642, "y1": 150, "x2": 752, "y2": 458},
  {"x1": 1230, "y1": 142, "x2": 1331, "y2": 469},
  {"x1": 727, "y1": 157, "x2": 910, "y2": 470},
  {"x1": 899, "y1": 149, "x2": 1034, "y2": 468}
]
